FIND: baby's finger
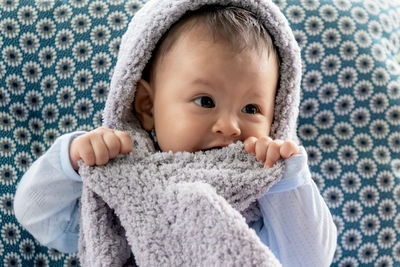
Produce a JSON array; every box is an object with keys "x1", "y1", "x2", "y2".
[
  {"x1": 70, "y1": 137, "x2": 94, "y2": 169},
  {"x1": 89, "y1": 133, "x2": 110, "y2": 165},
  {"x1": 244, "y1": 137, "x2": 258, "y2": 155},
  {"x1": 264, "y1": 140, "x2": 283, "y2": 168},
  {"x1": 103, "y1": 131, "x2": 121, "y2": 159},
  {"x1": 280, "y1": 140, "x2": 299, "y2": 159},
  {"x1": 75, "y1": 136, "x2": 96, "y2": 167},
  {"x1": 255, "y1": 137, "x2": 271, "y2": 162},
  {"x1": 114, "y1": 130, "x2": 133, "y2": 154}
]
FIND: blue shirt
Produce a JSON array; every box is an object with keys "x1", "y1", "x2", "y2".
[{"x1": 14, "y1": 132, "x2": 337, "y2": 266}]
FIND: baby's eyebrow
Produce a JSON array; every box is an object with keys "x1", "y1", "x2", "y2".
[
  {"x1": 245, "y1": 91, "x2": 264, "y2": 100},
  {"x1": 241, "y1": 86, "x2": 271, "y2": 101},
  {"x1": 190, "y1": 78, "x2": 216, "y2": 88},
  {"x1": 190, "y1": 78, "x2": 268, "y2": 102}
]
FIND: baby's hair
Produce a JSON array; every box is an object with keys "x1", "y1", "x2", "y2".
[{"x1": 142, "y1": 5, "x2": 280, "y2": 83}]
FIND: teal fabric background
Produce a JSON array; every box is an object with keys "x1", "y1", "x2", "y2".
[
  {"x1": 280, "y1": 0, "x2": 400, "y2": 265},
  {"x1": 0, "y1": 0, "x2": 399, "y2": 266}
]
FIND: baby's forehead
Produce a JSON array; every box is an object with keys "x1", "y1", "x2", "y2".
[
  {"x1": 158, "y1": 38, "x2": 279, "y2": 99},
  {"x1": 151, "y1": 29, "x2": 278, "y2": 81}
]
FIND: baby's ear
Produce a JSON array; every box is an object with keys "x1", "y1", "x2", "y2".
[{"x1": 134, "y1": 79, "x2": 154, "y2": 131}]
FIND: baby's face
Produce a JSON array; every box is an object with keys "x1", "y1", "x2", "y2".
[{"x1": 150, "y1": 27, "x2": 279, "y2": 153}]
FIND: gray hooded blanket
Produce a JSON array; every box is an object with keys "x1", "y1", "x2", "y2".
[{"x1": 78, "y1": 0, "x2": 302, "y2": 266}]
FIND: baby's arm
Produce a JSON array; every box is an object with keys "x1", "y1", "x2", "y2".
[
  {"x1": 14, "y1": 127, "x2": 133, "y2": 253},
  {"x1": 245, "y1": 140, "x2": 337, "y2": 266},
  {"x1": 14, "y1": 131, "x2": 86, "y2": 253}
]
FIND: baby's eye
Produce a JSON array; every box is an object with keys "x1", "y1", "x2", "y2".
[
  {"x1": 194, "y1": 96, "x2": 215, "y2": 108},
  {"x1": 242, "y1": 104, "x2": 260, "y2": 114}
]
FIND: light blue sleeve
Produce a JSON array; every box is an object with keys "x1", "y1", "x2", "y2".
[
  {"x1": 14, "y1": 131, "x2": 86, "y2": 253},
  {"x1": 248, "y1": 146, "x2": 337, "y2": 267}
]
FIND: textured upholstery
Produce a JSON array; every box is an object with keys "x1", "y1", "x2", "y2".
[{"x1": 280, "y1": 1, "x2": 400, "y2": 265}]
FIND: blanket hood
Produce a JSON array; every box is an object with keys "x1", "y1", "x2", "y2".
[{"x1": 103, "y1": 0, "x2": 301, "y2": 151}]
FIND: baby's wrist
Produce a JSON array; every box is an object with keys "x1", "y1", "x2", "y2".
[
  {"x1": 68, "y1": 132, "x2": 86, "y2": 171},
  {"x1": 69, "y1": 140, "x2": 79, "y2": 171}
]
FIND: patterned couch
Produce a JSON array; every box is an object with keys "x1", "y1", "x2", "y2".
[{"x1": 0, "y1": 0, "x2": 399, "y2": 266}]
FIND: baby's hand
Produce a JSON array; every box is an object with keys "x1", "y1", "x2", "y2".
[
  {"x1": 69, "y1": 127, "x2": 133, "y2": 171},
  {"x1": 244, "y1": 136, "x2": 299, "y2": 169}
]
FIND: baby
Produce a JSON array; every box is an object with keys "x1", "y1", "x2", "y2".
[{"x1": 15, "y1": 2, "x2": 337, "y2": 266}]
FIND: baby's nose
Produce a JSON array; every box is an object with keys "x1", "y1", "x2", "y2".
[{"x1": 212, "y1": 115, "x2": 241, "y2": 137}]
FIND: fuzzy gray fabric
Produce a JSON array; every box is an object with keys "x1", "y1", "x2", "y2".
[
  {"x1": 78, "y1": 0, "x2": 302, "y2": 266},
  {"x1": 79, "y1": 143, "x2": 285, "y2": 266}
]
